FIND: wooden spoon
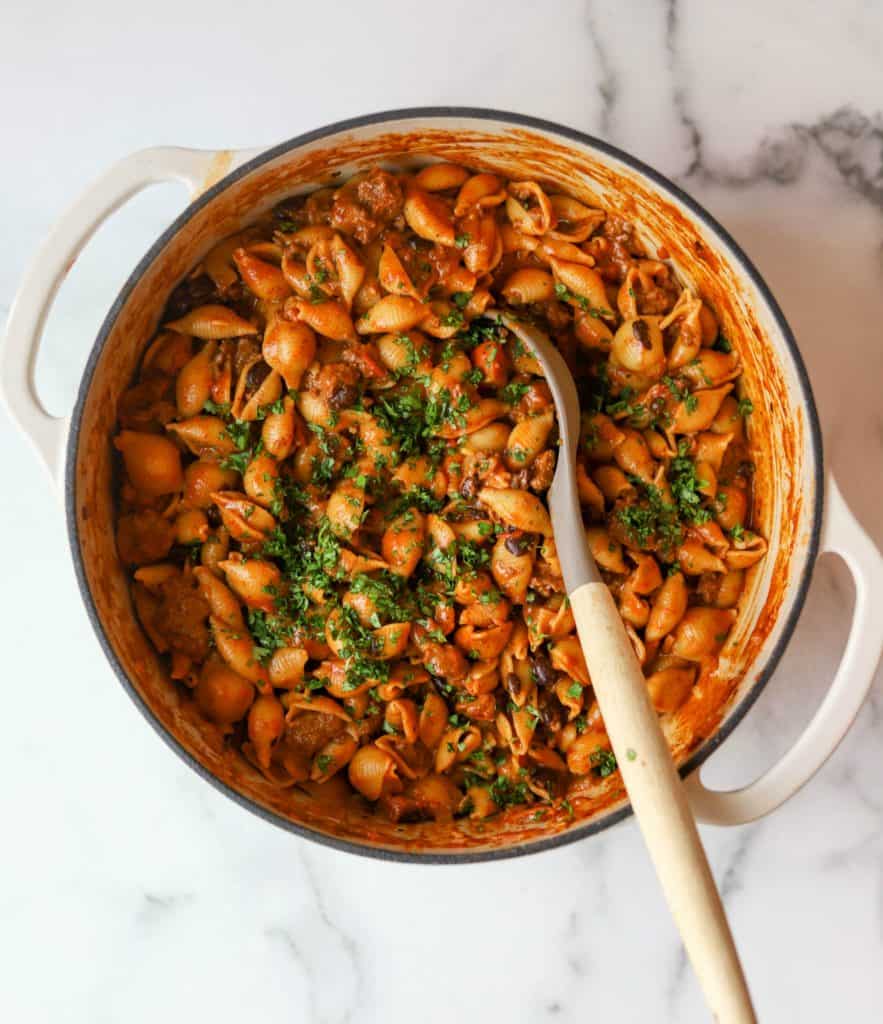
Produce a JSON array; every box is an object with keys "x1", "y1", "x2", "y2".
[{"x1": 500, "y1": 313, "x2": 756, "y2": 1024}]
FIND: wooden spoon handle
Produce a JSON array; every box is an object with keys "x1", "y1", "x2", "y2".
[{"x1": 570, "y1": 580, "x2": 756, "y2": 1024}]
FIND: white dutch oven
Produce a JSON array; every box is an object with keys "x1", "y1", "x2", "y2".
[{"x1": 2, "y1": 109, "x2": 881, "y2": 861}]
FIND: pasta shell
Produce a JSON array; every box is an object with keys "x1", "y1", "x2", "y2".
[
  {"x1": 311, "y1": 733, "x2": 359, "y2": 782},
  {"x1": 210, "y1": 491, "x2": 276, "y2": 544},
  {"x1": 611, "y1": 317, "x2": 666, "y2": 376},
  {"x1": 419, "y1": 691, "x2": 449, "y2": 749},
  {"x1": 454, "y1": 623, "x2": 513, "y2": 661},
  {"x1": 176, "y1": 341, "x2": 216, "y2": 417},
  {"x1": 459, "y1": 211, "x2": 502, "y2": 276},
  {"x1": 659, "y1": 289, "x2": 704, "y2": 369},
  {"x1": 193, "y1": 566, "x2": 244, "y2": 629},
  {"x1": 356, "y1": 295, "x2": 428, "y2": 334},
  {"x1": 262, "y1": 316, "x2": 316, "y2": 390},
  {"x1": 646, "y1": 571, "x2": 688, "y2": 641},
  {"x1": 231, "y1": 359, "x2": 282, "y2": 423},
  {"x1": 268, "y1": 646, "x2": 309, "y2": 687},
  {"x1": 669, "y1": 384, "x2": 733, "y2": 435},
  {"x1": 536, "y1": 234, "x2": 596, "y2": 266},
  {"x1": 505, "y1": 411, "x2": 554, "y2": 469},
  {"x1": 372, "y1": 623, "x2": 411, "y2": 660},
  {"x1": 724, "y1": 532, "x2": 768, "y2": 570},
  {"x1": 242, "y1": 451, "x2": 279, "y2": 508},
  {"x1": 326, "y1": 479, "x2": 366, "y2": 539},
  {"x1": 290, "y1": 298, "x2": 357, "y2": 343},
  {"x1": 164, "y1": 304, "x2": 257, "y2": 339},
  {"x1": 506, "y1": 181, "x2": 555, "y2": 236},
  {"x1": 434, "y1": 725, "x2": 482, "y2": 773},
  {"x1": 547, "y1": 195, "x2": 605, "y2": 243},
  {"x1": 433, "y1": 398, "x2": 508, "y2": 440},
  {"x1": 404, "y1": 186, "x2": 456, "y2": 246},
  {"x1": 281, "y1": 251, "x2": 313, "y2": 298},
  {"x1": 218, "y1": 554, "x2": 282, "y2": 613},
  {"x1": 261, "y1": 395, "x2": 302, "y2": 460},
  {"x1": 232, "y1": 247, "x2": 290, "y2": 301},
  {"x1": 378, "y1": 243, "x2": 421, "y2": 299},
  {"x1": 478, "y1": 487, "x2": 553, "y2": 536},
  {"x1": 585, "y1": 526, "x2": 629, "y2": 573},
  {"x1": 550, "y1": 636, "x2": 590, "y2": 687},
  {"x1": 681, "y1": 349, "x2": 741, "y2": 388},
  {"x1": 348, "y1": 744, "x2": 403, "y2": 801},
  {"x1": 612, "y1": 428, "x2": 655, "y2": 483},
  {"x1": 499, "y1": 223, "x2": 539, "y2": 255},
  {"x1": 646, "y1": 661, "x2": 697, "y2": 713},
  {"x1": 670, "y1": 607, "x2": 737, "y2": 659},
  {"x1": 210, "y1": 616, "x2": 271, "y2": 691},
  {"x1": 574, "y1": 312, "x2": 614, "y2": 352},
  {"x1": 247, "y1": 694, "x2": 285, "y2": 769},
  {"x1": 114, "y1": 431, "x2": 183, "y2": 497},
  {"x1": 575, "y1": 463, "x2": 605, "y2": 519},
  {"x1": 500, "y1": 268, "x2": 555, "y2": 305},
  {"x1": 175, "y1": 507, "x2": 209, "y2": 546},
  {"x1": 454, "y1": 173, "x2": 506, "y2": 216},
  {"x1": 382, "y1": 510, "x2": 426, "y2": 577},
  {"x1": 195, "y1": 658, "x2": 254, "y2": 726},
  {"x1": 204, "y1": 231, "x2": 259, "y2": 291},
  {"x1": 166, "y1": 415, "x2": 236, "y2": 457},
  {"x1": 566, "y1": 731, "x2": 611, "y2": 775},
  {"x1": 415, "y1": 162, "x2": 470, "y2": 192}
]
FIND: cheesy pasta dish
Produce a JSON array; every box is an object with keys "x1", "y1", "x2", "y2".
[{"x1": 112, "y1": 162, "x2": 765, "y2": 825}]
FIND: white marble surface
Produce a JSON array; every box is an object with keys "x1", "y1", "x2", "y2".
[{"x1": 2, "y1": 1, "x2": 882, "y2": 1020}]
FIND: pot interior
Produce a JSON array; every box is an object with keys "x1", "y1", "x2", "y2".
[{"x1": 69, "y1": 113, "x2": 820, "y2": 858}]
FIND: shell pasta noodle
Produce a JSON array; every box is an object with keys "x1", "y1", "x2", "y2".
[{"x1": 113, "y1": 163, "x2": 766, "y2": 829}]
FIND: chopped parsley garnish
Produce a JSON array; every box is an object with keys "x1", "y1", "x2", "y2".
[
  {"x1": 454, "y1": 233, "x2": 471, "y2": 249},
  {"x1": 489, "y1": 776, "x2": 531, "y2": 809},
  {"x1": 373, "y1": 386, "x2": 471, "y2": 461},
  {"x1": 203, "y1": 399, "x2": 231, "y2": 417},
  {"x1": 223, "y1": 419, "x2": 252, "y2": 451},
  {"x1": 590, "y1": 747, "x2": 618, "y2": 778},
  {"x1": 737, "y1": 397, "x2": 754, "y2": 417},
  {"x1": 220, "y1": 449, "x2": 252, "y2": 476},
  {"x1": 255, "y1": 398, "x2": 286, "y2": 420},
  {"x1": 306, "y1": 422, "x2": 341, "y2": 485},
  {"x1": 385, "y1": 486, "x2": 444, "y2": 519},
  {"x1": 668, "y1": 442, "x2": 712, "y2": 525},
  {"x1": 614, "y1": 445, "x2": 711, "y2": 550},
  {"x1": 499, "y1": 380, "x2": 529, "y2": 405},
  {"x1": 440, "y1": 309, "x2": 465, "y2": 329},
  {"x1": 553, "y1": 281, "x2": 609, "y2": 318},
  {"x1": 662, "y1": 375, "x2": 698, "y2": 414},
  {"x1": 247, "y1": 607, "x2": 296, "y2": 663},
  {"x1": 350, "y1": 571, "x2": 413, "y2": 623},
  {"x1": 456, "y1": 540, "x2": 490, "y2": 571},
  {"x1": 616, "y1": 480, "x2": 683, "y2": 551}
]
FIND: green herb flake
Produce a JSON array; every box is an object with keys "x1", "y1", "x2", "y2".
[{"x1": 590, "y1": 747, "x2": 618, "y2": 778}]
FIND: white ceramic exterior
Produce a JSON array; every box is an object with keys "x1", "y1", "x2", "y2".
[{"x1": 2, "y1": 111, "x2": 880, "y2": 849}]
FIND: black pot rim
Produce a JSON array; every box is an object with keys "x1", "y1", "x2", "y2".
[{"x1": 65, "y1": 106, "x2": 824, "y2": 865}]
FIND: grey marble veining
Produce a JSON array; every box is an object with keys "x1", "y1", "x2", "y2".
[{"x1": 1, "y1": 1, "x2": 881, "y2": 1021}]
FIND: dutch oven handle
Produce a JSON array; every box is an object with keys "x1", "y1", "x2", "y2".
[
  {"x1": 685, "y1": 474, "x2": 883, "y2": 825},
  {"x1": 0, "y1": 145, "x2": 258, "y2": 489}
]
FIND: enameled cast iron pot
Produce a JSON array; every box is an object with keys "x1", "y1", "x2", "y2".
[{"x1": 4, "y1": 109, "x2": 882, "y2": 862}]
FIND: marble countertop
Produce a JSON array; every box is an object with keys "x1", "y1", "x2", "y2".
[{"x1": 2, "y1": 1, "x2": 882, "y2": 1020}]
